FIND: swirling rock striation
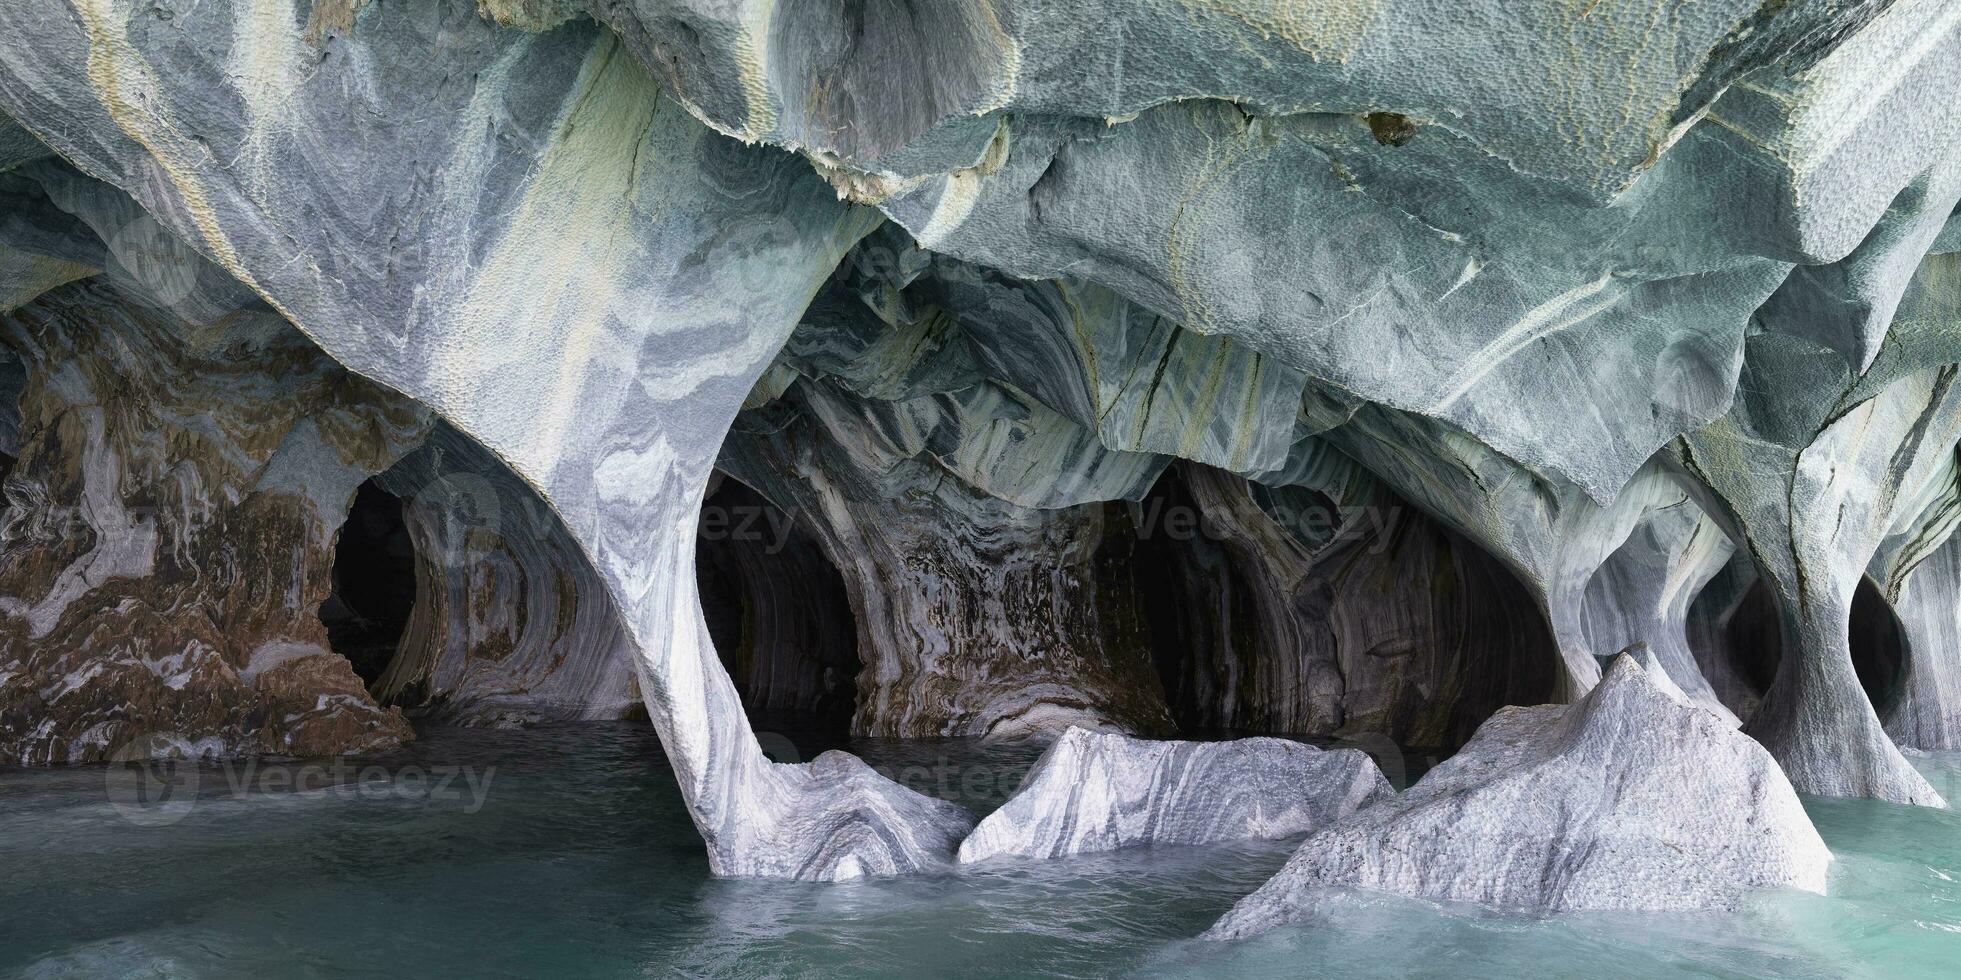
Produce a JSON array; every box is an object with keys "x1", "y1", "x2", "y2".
[
  {"x1": 370, "y1": 423, "x2": 642, "y2": 727},
  {"x1": 722, "y1": 381, "x2": 1176, "y2": 740},
  {"x1": 695, "y1": 474, "x2": 860, "y2": 734},
  {"x1": 0, "y1": 0, "x2": 980, "y2": 880},
  {"x1": 1164, "y1": 458, "x2": 1563, "y2": 749},
  {"x1": 0, "y1": 273, "x2": 428, "y2": 763},
  {"x1": 958, "y1": 727, "x2": 1393, "y2": 864},
  {"x1": 0, "y1": 0, "x2": 1957, "y2": 888}
]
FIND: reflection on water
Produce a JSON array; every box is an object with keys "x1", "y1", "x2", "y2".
[{"x1": 0, "y1": 725, "x2": 1956, "y2": 978}]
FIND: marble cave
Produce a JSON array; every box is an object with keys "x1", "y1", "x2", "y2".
[{"x1": 1, "y1": 0, "x2": 1960, "y2": 975}]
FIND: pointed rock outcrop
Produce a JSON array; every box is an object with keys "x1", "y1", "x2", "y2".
[{"x1": 1208, "y1": 654, "x2": 1831, "y2": 939}]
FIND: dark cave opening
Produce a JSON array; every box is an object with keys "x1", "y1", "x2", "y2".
[
  {"x1": 695, "y1": 475, "x2": 861, "y2": 737},
  {"x1": 321, "y1": 479, "x2": 419, "y2": 690},
  {"x1": 1123, "y1": 466, "x2": 1263, "y2": 734},
  {"x1": 1124, "y1": 464, "x2": 1560, "y2": 755},
  {"x1": 1695, "y1": 574, "x2": 1907, "y2": 721},
  {"x1": 1849, "y1": 577, "x2": 1908, "y2": 720},
  {"x1": 1, "y1": 347, "x2": 20, "y2": 508}
]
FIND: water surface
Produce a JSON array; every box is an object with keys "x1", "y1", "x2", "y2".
[{"x1": 1, "y1": 725, "x2": 1956, "y2": 978}]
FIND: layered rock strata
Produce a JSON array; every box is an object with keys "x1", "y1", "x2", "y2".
[
  {"x1": 958, "y1": 727, "x2": 1393, "y2": 864},
  {"x1": 0, "y1": 3, "x2": 968, "y2": 879},
  {"x1": 368, "y1": 423, "x2": 642, "y2": 727},
  {"x1": 0, "y1": 0, "x2": 1955, "y2": 889},
  {"x1": 0, "y1": 275, "x2": 428, "y2": 762},
  {"x1": 722, "y1": 383, "x2": 1175, "y2": 740},
  {"x1": 695, "y1": 475, "x2": 860, "y2": 734},
  {"x1": 1165, "y1": 459, "x2": 1562, "y2": 748}
]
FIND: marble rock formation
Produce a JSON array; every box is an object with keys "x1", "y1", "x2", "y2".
[
  {"x1": 1207, "y1": 655, "x2": 1832, "y2": 939},
  {"x1": 1163, "y1": 456, "x2": 1562, "y2": 749},
  {"x1": 0, "y1": 270, "x2": 428, "y2": 763},
  {"x1": 695, "y1": 473, "x2": 861, "y2": 734},
  {"x1": 0, "y1": 2, "x2": 970, "y2": 880},
  {"x1": 0, "y1": 0, "x2": 1958, "y2": 888},
  {"x1": 1580, "y1": 502, "x2": 1741, "y2": 725},
  {"x1": 1879, "y1": 528, "x2": 1961, "y2": 750},
  {"x1": 723, "y1": 381, "x2": 1175, "y2": 741},
  {"x1": 958, "y1": 727, "x2": 1393, "y2": 864},
  {"x1": 368, "y1": 423, "x2": 642, "y2": 728}
]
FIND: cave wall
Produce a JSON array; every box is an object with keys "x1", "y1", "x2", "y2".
[
  {"x1": 369, "y1": 423, "x2": 641, "y2": 727},
  {"x1": 722, "y1": 382, "x2": 1175, "y2": 741},
  {"x1": 695, "y1": 475, "x2": 860, "y2": 735},
  {"x1": 1158, "y1": 461, "x2": 1560, "y2": 750},
  {"x1": 1885, "y1": 533, "x2": 1961, "y2": 749},
  {"x1": 0, "y1": 0, "x2": 1954, "y2": 884},
  {"x1": 0, "y1": 276, "x2": 429, "y2": 763}
]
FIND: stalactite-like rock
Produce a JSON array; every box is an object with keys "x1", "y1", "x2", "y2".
[
  {"x1": 1208, "y1": 654, "x2": 1832, "y2": 939},
  {"x1": 881, "y1": 101, "x2": 1786, "y2": 501},
  {"x1": 367, "y1": 423, "x2": 640, "y2": 727},
  {"x1": 1320, "y1": 402, "x2": 1706, "y2": 703},
  {"x1": 0, "y1": 278, "x2": 429, "y2": 763},
  {"x1": 1677, "y1": 366, "x2": 1961, "y2": 806},
  {"x1": 1580, "y1": 502, "x2": 1740, "y2": 724},
  {"x1": 0, "y1": 1, "x2": 971, "y2": 879},
  {"x1": 1674, "y1": 240, "x2": 1961, "y2": 806},
  {"x1": 957, "y1": 727, "x2": 1392, "y2": 864},
  {"x1": 0, "y1": 0, "x2": 1957, "y2": 894}
]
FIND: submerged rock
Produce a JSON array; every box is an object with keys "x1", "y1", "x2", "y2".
[
  {"x1": 957, "y1": 728, "x2": 1392, "y2": 864},
  {"x1": 1208, "y1": 654, "x2": 1831, "y2": 939}
]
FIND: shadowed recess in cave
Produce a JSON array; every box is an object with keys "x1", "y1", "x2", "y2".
[
  {"x1": 696, "y1": 474, "x2": 861, "y2": 736},
  {"x1": 1687, "y1": 570, "x2": 1908, "y2": 726},
  {"x1": 322, "y1": 479, "x2": 418, "y2": 690},
  {"x1": 1851, "y1": 578, "x2": 1909, "y2": 722},
  {"x1": 1135, "y1": 463, "x2": 1561, "y2": 752}
]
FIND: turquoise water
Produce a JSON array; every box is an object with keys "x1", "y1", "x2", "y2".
[{"x1": 1, "y1": 725, "x2": 1957, "y2": 978}]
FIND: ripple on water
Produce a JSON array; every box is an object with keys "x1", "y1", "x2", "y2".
[{"x1": 0, "y1": 725, "x2": 1956, "y2": 978}]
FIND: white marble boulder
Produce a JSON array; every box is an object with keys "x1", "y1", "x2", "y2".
[
  {"x1": 1208, "y1": 654, "x2": 1832, "y2": 939},
  {"x1": 957, "y1": 728, "x2": 1393, "y2": 864}
]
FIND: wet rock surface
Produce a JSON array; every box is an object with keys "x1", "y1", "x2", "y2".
[{"x1": 0, "y1": 274, "x2": 428, "y2": 763}]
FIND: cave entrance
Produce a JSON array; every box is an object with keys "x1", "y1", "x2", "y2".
[
  {"x1": 1850, "y1": 577, "x2": 1907, "y2": 720},
  {"x1": 694, "y1": 474, "x2": 860, "y2": 739},
  {"x1": 1689, "y1": 571, "x2": 1907, "y2": 723},
  {"x1": 321, "y1": 479, "x2": 418, "y2": 690},
  {"x1": 1129, "y1": 463, "x2": 1560, "y2": 756}
]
